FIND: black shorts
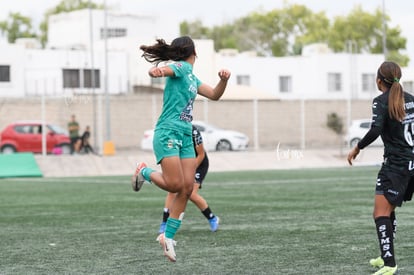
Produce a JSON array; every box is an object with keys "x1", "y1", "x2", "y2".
[
  {"x1": 376, "y1": 160, "x2": 414, "y2": 207},
  {"x1": 195, "y1": 156, "x2": 209, "y2": 187}
]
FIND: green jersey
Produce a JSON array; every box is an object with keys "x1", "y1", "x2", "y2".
[
  {"x1": 68, "y1": 121, "x2": 79, "y2": 138},
  {"x1": 155, "y1": 61, "x2": 201, "y2": 135}
]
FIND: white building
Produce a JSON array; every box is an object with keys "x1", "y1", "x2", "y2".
[
  {"x1": 0, "y1": 41, "x2": 129, "y2": 97},
  {"x1": 216, "y1": 43, "x2": 414, "y2": 100},
  {"x1": 0, "y1": 42, "x2": 25, "y2": 97},
  {"x1": 48, "y1": 9, "x2": 178, "y2": 50},
  {"x1": 0, "y1": 9, "x2": 178, "y2": 98},
  {"x1": 218, "y1": 50, "x2": 384, "y2": 100},
  {"x1": 1, "y1": 8, "x2": 414, "y2": 99}
]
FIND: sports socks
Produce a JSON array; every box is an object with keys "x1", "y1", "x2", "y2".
[
  {"x1": 201, "y1": 206, "x2": 215, "y2": 220},
  {"x1": 141, "y1": 167, "x2": 154, "y2": 182},
  {"x1": 390, "y1": 211, "x2": 397, "y2": 239},
  {"x1": 375, "y1": 216, "x2": 396, "y2": 267},
  {"x1": 165, "y1": 217, "x2": 181, "y2": 239}
]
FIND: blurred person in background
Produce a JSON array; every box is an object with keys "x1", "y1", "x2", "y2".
[{"x1": 67, "y1": 114, "x2": 80, "y2": 154}]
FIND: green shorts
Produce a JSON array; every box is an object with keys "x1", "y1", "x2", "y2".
[{"x1": 153, "y1": 128, "x2": 195, "y2": 164}]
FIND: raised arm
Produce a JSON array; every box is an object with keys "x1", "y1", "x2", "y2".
[
  {"x1": 198, "y1": 69, "x2": 231, "y2": 101},
  {"x1": 148, "y1": 66, "x2": 174, "y2": 78}
]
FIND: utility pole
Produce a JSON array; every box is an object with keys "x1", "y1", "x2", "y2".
[
  {"x1": 104, "y1": 0, "x2": 111, "y2": 141},
  {"x1": 88, "y1": 0, "x2": 97, "y2": 152},
  {"x1": 382, "y1": 0, "x2": 387, "y2": 58}
]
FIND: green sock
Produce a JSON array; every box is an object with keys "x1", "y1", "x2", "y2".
[
  {"x1": 165, "y1": 217, "x2": 181, "y2": 239},
  {"x1": 141, "y1": 167, "x2": 154, "y2": 182}
]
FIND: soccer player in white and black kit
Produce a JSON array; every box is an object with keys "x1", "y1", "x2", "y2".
[
  {"x1": 348, "y1": 61, "x2": 414, "y2": 275},
  {"x1": 157, "y1": 125, "x2": 219, "y2": 236}
]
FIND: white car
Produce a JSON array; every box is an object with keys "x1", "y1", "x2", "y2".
[
  {"x1": 140, "y1": 129, "x2": 155, "y2": 151},
  {"x1": 345, "y1": 119, "x2": 383, "y2": 147},
  {"x1": 140, "y1": 121, "x2": 249, "y2": 152}
]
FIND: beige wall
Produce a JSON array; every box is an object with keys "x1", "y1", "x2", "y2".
[{"x1": 0, "y1": 93, "x2": 372, "y2": 151}]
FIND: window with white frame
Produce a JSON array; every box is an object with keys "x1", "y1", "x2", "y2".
[
  {"x1": 83, "y1": 69, "x2": 100, "y2": 88},
  {"x1": 236, "y1": 75, "x2": 250, "y2": 86},
  {"x1": 0, "y1": 65, "x2": 10, "y2": 82},
  {"x1": 63, "y1": 69, "x2": 80, "y2": 88},
  {"x1": 100, "y1": 28, "x2": 127, "y2": 39},
  {"x1": 279, "y1": 76, "x2": 292, "y2": 93},
  {"x1": 362, "y1": 73, "x2": 376, "y2": 93},
  {"x1": 328, "y1": 73, "x2": 342, "y2": 92},
  {"x1": 63, "y1": 68, "x2": 101, "y2": 88}
]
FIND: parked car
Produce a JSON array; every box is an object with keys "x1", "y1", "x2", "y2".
[
  {"x1": 0, "y1": 120, "x2": 71, "y2": 154},
  {"x1": 192, "y1": 121, "x2": 249, "y2": 151},
  {"x1": 140, "y1": 129, "x2": 155, "y2": 151},
  {"x1": 345, "y1": 119, "x2": 383, "y2": 147},
  {"x1": 140, "y1": 121, "x2": 249, "y2": 152}
]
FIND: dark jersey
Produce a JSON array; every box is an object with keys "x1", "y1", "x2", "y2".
[
  {"x1": 359, "y1": 91, "x2": 414, "y2": 164},
  {"x1": 192, "y1": 125, "x2": 208, "y2": 166}
]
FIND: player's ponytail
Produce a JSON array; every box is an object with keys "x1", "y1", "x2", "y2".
[
  {"x1": 140, "y1": 39, "x2": 171, "y2": 65},
  {"x1": 377, "y1": 61, "x2": 405, "y2": 121},
  {"x1": 140, "y1": 36, "x2": 196, "y2": 65}
]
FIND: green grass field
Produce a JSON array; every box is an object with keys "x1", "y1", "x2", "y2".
[{"x1": 1, "y1": 166, "x2": 413, "y2": 274}]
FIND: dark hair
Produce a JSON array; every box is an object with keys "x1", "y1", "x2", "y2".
[
  {"x1": 140, "y1": 36, "x2": 196, "y2": 65},
  {"x1": 377, "y1": 61, "x2": 405, "y2": 121}
]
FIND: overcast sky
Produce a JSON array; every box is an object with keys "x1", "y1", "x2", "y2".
[{"x1": 1, "y1": 0, "x2": 413, "y2": 62}]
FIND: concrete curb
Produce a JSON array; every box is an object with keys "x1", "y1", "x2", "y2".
[{"x1": 35, "y1": 148, "x2": 384, "y2": 177}]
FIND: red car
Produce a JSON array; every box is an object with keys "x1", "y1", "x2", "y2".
[{"x1": 0, "y1": 121, "x2": 71, "y2": 154}]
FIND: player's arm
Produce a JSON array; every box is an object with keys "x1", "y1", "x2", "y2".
[
  {"x1": 358, "y1": 98, "x2": 385, "y2": 150},
  {"x1": 348, "y1": 126, "x2": 381, "y2": 165},
  {"x1": 198, "y1": 69, "x2": 231, "y2": 101},
  {"x1": 357, "y1": 126, "x2": 382, "y2": 150},
  {"x1": 148, "y1": 66, "x2": 174, "y2": 78}
]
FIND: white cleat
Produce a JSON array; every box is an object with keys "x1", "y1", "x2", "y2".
[{"x1": 157, "y1": 233, "x2": 177, "y2": 262}]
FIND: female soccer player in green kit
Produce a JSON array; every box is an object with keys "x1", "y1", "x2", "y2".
[{"x1": 132, "y1": 36, "x2": 230, "y2": 262}]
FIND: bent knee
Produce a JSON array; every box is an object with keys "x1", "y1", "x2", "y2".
[
  {"x1": 165, "y1": 179, "x2": 193, "y2": 194},
  {"x1": 183, "y1": 181, "x2": 193, "y2": 197}
]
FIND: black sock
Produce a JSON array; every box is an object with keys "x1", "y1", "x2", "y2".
[
  {"x1": 201, "y1": 207, "x2": 215, "y2": 220},
  {"x1": 375, "y1": 216, "x2": 396, "y2": 267},
  {"x1": 162, "y1": 208, "x2": 170, "y2": 223},
  {"x1": 390, "y1": 211, "x2": 397, "y2": 239}
]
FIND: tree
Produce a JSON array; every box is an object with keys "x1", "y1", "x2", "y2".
[
  {"x1": 0, "y1": 12, "x2": 37, "y2": 43},
  {"x1": 180, "y1": 4, "x2": 409, "y2": 64},
  {"x1": 328, "y1": 6, "x2": 408, "y2": 65},
  {"x1": 207, "y1": 5, "x2": 329, "y2": 56},
  {"x1": 39, "y1": 0, "x2": 103, "y2": 48},
  {"x1": 382, "y1": 26, "x2": 408, "y2": 66},
  {"x1": 327, "y1": 112, "x2": 345, "y2": 156},
  {"x1": 180, "y1": 4, "x2": 330, "y2": 56},
  {"x1": 210, "y1": 23, "x2": 238, "y2": 50},
  {"x1": 180, "y1": 20, "x2": 210, "y2": 39},
  {"x1": 327, "y1": 112, "x2": 344, "y2": 135}
]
